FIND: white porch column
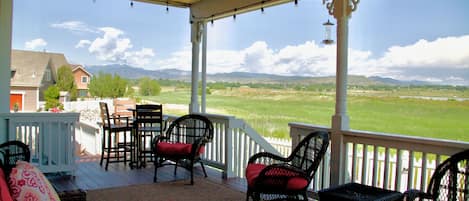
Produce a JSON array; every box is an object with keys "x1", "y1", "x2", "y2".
[
  {"x1": 189, "y1": 20, "x2": 202, "y2": 113},
  {"x1": 326, "y1": 0, "x2": 358, "y2": 186},
  {"x1": 0, "y1": 0, "x2": 13, "y2": 142},
  {"x1": 201, "y1": 22, "x2": 208, "y2": 113}
]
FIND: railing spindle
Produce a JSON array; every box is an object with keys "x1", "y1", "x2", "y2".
[
  {"x1": 395, "y1": 149, "x2": 402, "y2": 191},
  {"x1": 408, "y1": 151, "x2": 414, "y2": 189},
  {"x1": 384, "y1": 147, "x2": 390, "y2": 189},
  {"x1": 373, "y1": 145, "x2": 379, "y2": 187},
  {"x1": 351, "y1": 143, "x2": 357, "y2": 182},
  {"x1": 362, "y1": 144, "x2": 368, "y2": 184},
  {"x1": 421, "y1": 153, "x2": 427, "y2": 191}
]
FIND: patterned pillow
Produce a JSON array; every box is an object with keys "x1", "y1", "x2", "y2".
[{"x1": 8, "y1": 161, "x2": 60, "y2": 201}]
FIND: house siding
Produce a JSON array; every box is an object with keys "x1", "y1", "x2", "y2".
[
  {"x1": 11, "y1": 50, "x2": 71, "y2": 106},
  {"x1": 72, "y1": 67, "x2": 90, "y2": 97},
  {"x1": 74, "y1": 68, "x2": 89, "y2": 90},
  {"x1": 10, "y1": 86, "x2": 38, "y2": 112}
]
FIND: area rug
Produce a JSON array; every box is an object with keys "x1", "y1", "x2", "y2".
[{"x1": 86, "y1": 179, "x2": 245, "y2": 201}]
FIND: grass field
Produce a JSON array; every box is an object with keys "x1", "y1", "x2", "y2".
[{"x1": 142, "y1": 87, "x2": 469, "y2": 141}]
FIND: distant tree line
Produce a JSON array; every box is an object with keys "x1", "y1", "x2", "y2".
[
  {"x1": 56, "y1": 72, "x2": 467, "y2": 101},
  {"x1": 152, "y1": 79, "x2": 469, "y2": 94},
  {"x1": 87, "y1": 72, "x2": 162, "y2": 98}
]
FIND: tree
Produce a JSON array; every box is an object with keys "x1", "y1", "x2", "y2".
[
  {"x1": 44, "y1": 85, "x2": 63, "y2": 110},
  {"x1": 56, "y1": 65, "x2": 78, "y2": 100},
  {"x1": 125, "y1": 86, "x2": 135, "y2": 97},
  {"x1": 88, "y1": 72, "x2": 128, "y2": 98},
  {"x1": 138, "y1": 77, "x2": 161, "y2": 96},
  {"x1": 198, "y1": 81, "x2": 211, "y2": 95},
  {"x1": 112, "y1": 74, "x2": 128, "y2": 97}
]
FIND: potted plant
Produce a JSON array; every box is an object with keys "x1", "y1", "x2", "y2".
[{"x1": 13, "y1": 102, "x2": 19, "y2": 112}]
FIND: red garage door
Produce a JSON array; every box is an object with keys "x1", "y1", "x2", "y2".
[{"x1": 10, "y1": 94, "x2": 23, "y2": 111}]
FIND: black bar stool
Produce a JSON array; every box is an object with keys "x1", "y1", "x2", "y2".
[
  {"x1": 133, "y1": 104, "x2": 163, "y2": 168},
  {"x1": 99, "y1": 102, "x2": 133, "y2": 170}
]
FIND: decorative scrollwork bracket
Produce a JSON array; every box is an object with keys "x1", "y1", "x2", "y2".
[{"x1": 323, "y1": 0, "x2": 359, "y2": 18}]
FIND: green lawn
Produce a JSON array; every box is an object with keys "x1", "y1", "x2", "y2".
[{"x1": 142, "y1": 87, "x2": 469, "y2": 141}]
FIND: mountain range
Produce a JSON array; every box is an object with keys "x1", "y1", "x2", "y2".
[{"x1": 85, "y1": 64, "x2": 432, "y2": 86}]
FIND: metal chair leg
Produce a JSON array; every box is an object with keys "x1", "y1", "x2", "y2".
[
  {"x1": 190, "y1": 161, "x2": 194, "y2": 185},
  {"x1": 100, "y1": 129, "x2": 105, "y2": 166},
  {"x1": 105, "y1": 133, "x2": 112, "y2": 171},
  {"x1": 200, "y1": 161, "x2": 208, "y2": 177}
]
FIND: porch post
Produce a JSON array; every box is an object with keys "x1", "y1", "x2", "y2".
[
  {"x1": 326, "y1": 0, "x2": 359, "y2": 186},
  {"x1": 201, "y1": 22, "x2": 207, "y2": 114},
  {"x1": 0, "y1": 0, "x2": 14, "y2": 142},
  {"x1": 189, "y1": 19, "x2": 202, "y2": 113}
]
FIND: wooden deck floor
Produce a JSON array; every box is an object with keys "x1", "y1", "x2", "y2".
[{"x1": 48, "y1": 157, "x2": 247, "y2": 194}]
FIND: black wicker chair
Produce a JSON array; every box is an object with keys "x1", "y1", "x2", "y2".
[
  {"x1": 0, "y1": 140, "x2": 30, "y2": 176},
  {"x1": 245, "y1": 131, "x2": 330, "y2": 201},
  {"x1": 404, "y1": 149, "x2": 469, "y2": 201},
  {"x1": 152, "y1": 114, "x2": 213, "y2": 185}
]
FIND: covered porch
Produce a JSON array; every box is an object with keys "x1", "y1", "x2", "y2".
[
  {"x1": 1, "y1": 0, "x2": 468, "y2": 199},
  {"x1": 2, "y1": 112, "x2": 469, "y2": 199}
]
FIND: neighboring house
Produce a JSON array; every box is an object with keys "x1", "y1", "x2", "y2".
[
  {"x1": 10, "y1": 49, "x2": 71, "y2": 112},
  {"x1": 71, "y1": 64, "x2": 92, "y2": 98}
]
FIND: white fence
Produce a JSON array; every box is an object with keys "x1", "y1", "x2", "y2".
[
  {"x1": 2, "y1": 112, "x2": 80, "y2": 175},
  {"x1": 67, "y1": 99, "x2": 110, "y2": 155},
  {"x1": 264, "y1": 136, "x2": 291, "y2": 157}
]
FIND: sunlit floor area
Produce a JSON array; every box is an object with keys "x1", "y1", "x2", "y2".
[{"x1": 49, "y1": 156, "x2": 247, "y2": 194}]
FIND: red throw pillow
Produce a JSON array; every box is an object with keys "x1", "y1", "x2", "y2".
[
  {"x1": 8, "y1": 161, "x2": 60, "y2": 201},
  {"x1": 0, "y1": 168, "x2": 13, "y2": 201}
]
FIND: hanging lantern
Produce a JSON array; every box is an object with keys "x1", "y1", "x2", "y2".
[{"x1": 322, "y1": 19, "x2": 334, "y2": 45}]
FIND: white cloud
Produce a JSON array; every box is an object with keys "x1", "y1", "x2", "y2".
[
  {"x1": 86, "y1": 27, "x2": 155, "y2": 67},
  {"x1": 75, "y1": 40, "x2": 91, "y2": 48},
  {"x1": 124, "y1": 48, "x2": 155, "y2": 67},
  {"x1": 154, "y1": 34, "x2": 469, "y2": 85},
  {"x1": 155, "y1": 46, "x2": 192, "y2": 70},
  {"x1": 379, "y1": 35, "x2": 469, "y2": 69},
  {"x1": 88, "y1": 27, "x2": 132, "y2": 63},
  {"x1": 25, "y1": 38, "x2": 47, "y2": 50},
  {"x1": 157, "y1": 40, "x2": 337, "y2": 76},
  {"x1": 367, "y1": 35, "x2": 469, "y2": 84},
  {"x1": 51, "y1": 21, "x2": 97, "y2": 33}
]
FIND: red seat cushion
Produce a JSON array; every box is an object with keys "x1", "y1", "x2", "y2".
[
  {"x1": 156, "y1": 142, "x2": 204, "y2": 156},
  {"x1": 0, "y1": 168, "x2": 13, "y2": 201},
  {"x1": 245, "y1": 163, "x2": 309, "y2": 191}
]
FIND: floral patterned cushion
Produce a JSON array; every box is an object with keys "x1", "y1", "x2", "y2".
[{"x1": 8, "y1": 161, "x2": 60, "y2": 201}]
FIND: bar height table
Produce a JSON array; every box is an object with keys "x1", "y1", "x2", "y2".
[{"x1": 318, "y1": 183, "x2": 403, "y2": 201}]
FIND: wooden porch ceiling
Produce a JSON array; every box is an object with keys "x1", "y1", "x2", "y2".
[{"x1": 136, "y1": 0, "x2": 296, "y2": 21}]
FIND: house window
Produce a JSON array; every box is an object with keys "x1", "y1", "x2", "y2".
[
  {"x1": 81, "y1": 76, "x2": 88, "y2": 83},
  {"x1": 78, "y1": 90, "x2": 88, "y2": 97},
  {"x1": 44, "y1": 69, "x2": 51, "y2": 81}
]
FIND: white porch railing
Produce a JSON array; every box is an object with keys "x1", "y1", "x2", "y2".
[
  {"x1": 3, "y1": 113, "x2": 80, "y2": 175},
  {"x1": 264, "y1": 137, "x2": 291, "y2": 157},
  {"x1": 165, "y1": 113, "x2": 280, "y2": 178},
  {"x1": 289, "y1": 122, "x2": 469, "y2": 192}
]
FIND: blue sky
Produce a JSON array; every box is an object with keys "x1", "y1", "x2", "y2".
[{"x1": 12, "y1": 0, "x2": 469, "y2": 85}]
